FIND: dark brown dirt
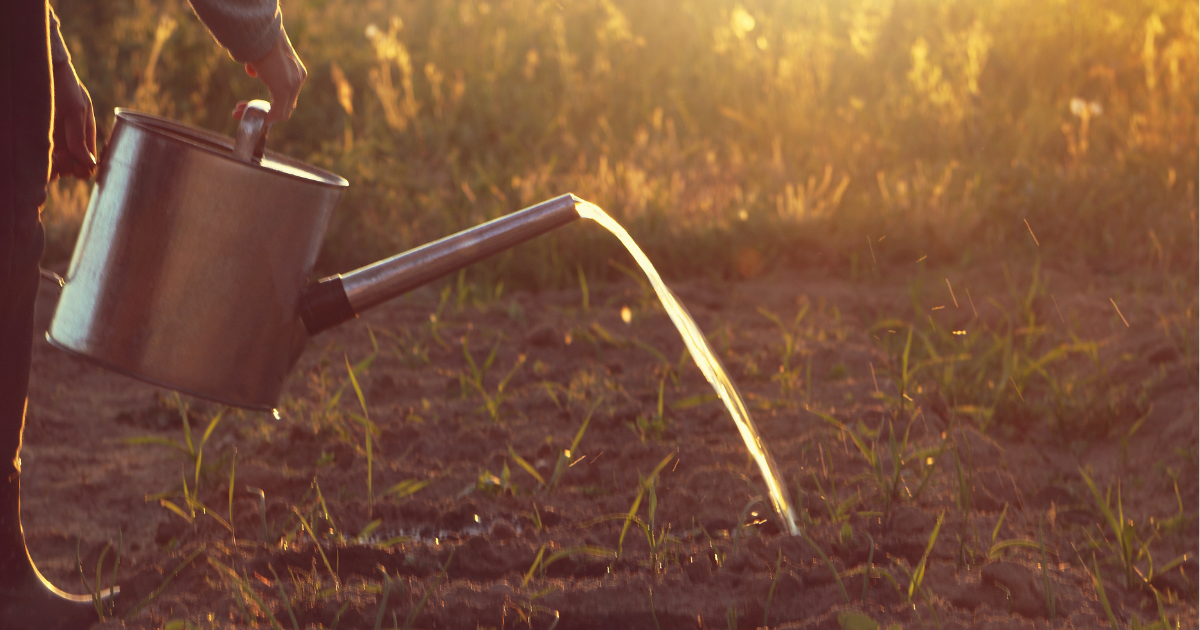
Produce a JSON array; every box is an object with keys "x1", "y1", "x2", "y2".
[{"x1": 21, "y1": 262, "x2": 1198, "y2": 629}]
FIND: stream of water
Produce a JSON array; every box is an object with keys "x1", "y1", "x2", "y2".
[{"x1": 574, "y1": 201, "x2": 800, "y2": 536}]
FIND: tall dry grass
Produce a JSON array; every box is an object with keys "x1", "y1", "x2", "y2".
[{"x1": 45, "y1": 0, "x2": 1198, "y2": 288}]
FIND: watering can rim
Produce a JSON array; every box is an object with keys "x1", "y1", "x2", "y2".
[{"x1": 112, "y1": 107, "x2": 351, "y2": 190}]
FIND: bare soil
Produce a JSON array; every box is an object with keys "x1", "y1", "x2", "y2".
[{"x1": 22, "y1": 261, "x2": 1199, "y2": 629}]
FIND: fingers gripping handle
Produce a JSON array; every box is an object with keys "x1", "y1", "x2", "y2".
[{"x1": 233, "y1": 100, "x2": 271, "y2": 162}]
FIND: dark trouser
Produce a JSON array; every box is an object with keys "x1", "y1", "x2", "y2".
[{"x1": 1, "y1": 1, "x2": 54, "y2": 481}]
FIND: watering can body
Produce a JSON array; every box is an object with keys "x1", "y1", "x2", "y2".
[{"x1": 47, "y1": 106, "x2": 580, "y2": 410}]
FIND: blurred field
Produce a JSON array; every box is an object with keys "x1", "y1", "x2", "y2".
[{"x1": 46, "y1": 0, "x2": 1197, "y2": 288}]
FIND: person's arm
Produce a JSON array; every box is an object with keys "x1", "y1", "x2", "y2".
[
  {"x1": 188, "y1": 0, "x2": 307, "y2": 123},
  {"x1": 49, "y1": 7, "x2": 97, "y2": 180}
]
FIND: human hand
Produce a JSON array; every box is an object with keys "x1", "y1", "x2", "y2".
[
  {"x1": 233, "y1": 29, "x2": 306, "y2": 124},
  {"x1": 51, "y1": 61, "x2": 97, "y2": 181}
]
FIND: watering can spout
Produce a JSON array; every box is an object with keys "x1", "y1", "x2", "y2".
[{"x1": 299, "y1": 193, "x2": 583, "y2": 335}]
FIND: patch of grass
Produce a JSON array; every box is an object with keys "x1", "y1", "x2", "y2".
[
  {"x1": 75, "y1": 532, "x2": 120, "y2": 622},
  {"x1": 629, "y1": 377, "x2": 670, "y2": 442},
  {"x1": 129, "y1": 399, "x2": 232, "y2": 535},
  {"x1": 460, "y1": 332, "x2": 526, "y2": 423},
  {"x1": 1080, "y1": 468, "x2": 1190, "y2": 593},
  {"x1": 815, "y1": 411, "x2": 944, "y2": 524},
  {"x1": 758, "y1": 304, "x2": 810, "y2": 402}
]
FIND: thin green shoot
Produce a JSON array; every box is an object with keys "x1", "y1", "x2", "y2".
[
  {"x1": 374, "y1": 567, "x2": 391, "y2": 630},
  {"x1": 125, "y1": 545, "x2": 204, "y2": 620},
  {"x1": 509, "y1": 444, "x2": 546, "y2": 487},
  {"x1": 312, "y1": 478, "x2": 340, "y2": 541},
  {"x1": 228, "y1": 449, "x2": 236, "y2": 542},
  {"x1": 385, "y1": 478, "x2": 432, "y2": 500},
  {"x1": 76, "y1": 534, "x2": 120, "y2": 621},
  {"x1": 548, "y1": 403, "x2": 597, "y2": 490},
  {"x1": 1090, "y1": 556, "x2": 1121, "y2": 630},
  {"x1": 345, "y1": 354, "x2": 374, "y2": 517},
  {"x1": 577, "y1": 264, "x2": 589, "y2": 311},
  {"x1": 764, "y1": 549, "x2": 783, "y2": 627},
  {"x1": 293, "y1": 506, "x2": 341, "y2": 590},
  {"x1": 522, "y1": 545, "x2": 548, "y2": 589},
  {"x1": 330, "y1": 602, "x2": 351, "y2": 630},
  {"x1": 1038, "y1": 515, "x2": 1055, "y2": 621},
  {"x1": 648, "y1": 586, "x2": 661, "y2": 630},
  {"x1": 616, "y1": 452, "x2": 675, "y2": 560},
  {"x1": 802, "y1": 529, "x2": 849, "y2": 604},
  {"x1": 247, "y1": 486, "x2": 269, "y2": 542},
  {"x1": 404, "y1": 549, "x2": 455, "y2": 629},
  {"x1": 952, "y1": 437, "x2": 974, "y2": 567},
  {"x1": 907, "y1": 511, "x2": 945, "y2": 603},
  {"x1": 267, "y1": 565, "x2": 300, "y2": 630},
  {"x1": 863, "y1": 531, "x2": 875, "y2": 601}
]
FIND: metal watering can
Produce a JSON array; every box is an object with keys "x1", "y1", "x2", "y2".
[{"x1": 47, "y1": 101, "x2": 581, "y2": 410}]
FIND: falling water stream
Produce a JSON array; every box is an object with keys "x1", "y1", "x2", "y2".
[{"x1": 574, "y1": 201, "x2": 800, "y2": 536}]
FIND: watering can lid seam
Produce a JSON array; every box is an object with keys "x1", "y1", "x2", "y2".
[{"x1": 114, "y1": 108, "x2": 350, "y2": 189}]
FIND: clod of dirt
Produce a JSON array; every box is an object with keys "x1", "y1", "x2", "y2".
[
  {"x1": 946, "y1": 581, "x2": 990, "y2": 611},
  {"x1": 974, "y1": 469, "x2": 1024, "y2": 511},
  {"x1": 1031, "y1": 485, "x2": 1073, "y2": 509},
  {"x1": 490, "y1": 520, "x2": 516, "y2": 540},
  {"x1": 154, "y1": 519, "x2": 186, "y2": 547},
  {"x1": 453, "y1": 535, "x2": 508, "y2": 579},
  {"x1": 525, "y1": 324, "x2": 560, "y2": 347},
  {"x1": 980, "y1": 561, "x2": 1048, "y2": 618},
  {"x1": 438, "y1": 501, "x2": 479, "y2": 529},
  {"x1": 684, "y1": 555, "x2": 711, "y2": 583},
  {"x1": 891, "y1": 506, "x2": 932, "y2": 535}
]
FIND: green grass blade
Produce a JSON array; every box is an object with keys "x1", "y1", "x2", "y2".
[
  {"x1": 267, "y1": 565, "x2": 300, "y2": 630},
  {"x1": 374, "y1": 568, "x2": 391, "y2": 630},
  {"x1": 404, "y1": 549, "x2": 454, "y2": 629},
  {"x1": 126, "y1": 546, "x2": 204, "y2": 621},
  {"x1": 802, "y1": 530, "x2": 849, "y2": 604},
  {"x1": 523, "y1": 545, "x2": 548, "y2": 588},
  {"x1": 908, "y1": 511, "x2": 945, "y2": 602},
  {"x1": 1090, "y1": 557, "x2": 1120, "y2": 630},
  {"x1": 508, "y1": 445, "x2": 546, "y2": 487},
  {"x1": 293, "y1": 507, "x2": 341, "y2": 589},
  {"x1": 386, "y1": 478, "x2": 432, "y2": 499}
]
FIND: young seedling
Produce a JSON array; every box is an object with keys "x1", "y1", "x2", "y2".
[
  {"x1": 76, "y1": 531, "x2": 121, "y2": 621},
  {"x1": 267, "y1": 565, "x2": 300, "y2": 630},
  {"x1": 763, "y1": 549, "x2": 783, "y2": 627},
  {"x1": 758, "y1": 304, "x2": 810, "y2": 402},
  {"x1": 1038, "y1": 515, "x2": 1056, "y2": 621},
  {"x1": 547, "y1": 402, "x2": 598, "y2": 491},
  {"x1": 801, "y1": 529, "x2": 849, "y2": 604},
  {"x1": 346, "y1": 354, "x2": 378, "y2": 517},
  {"x1": 132, "y1": 403, "x2": 232, "y2": 534},
  {"x1": 125, "y1": 546, "x2": 205, "y2": 621},
  {"x1": 460, "y1": 333, "x2": 526, "y2": 422}
]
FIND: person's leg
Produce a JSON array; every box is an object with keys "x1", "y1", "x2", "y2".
[{"x1": 0, "y1": 2, "x2": 110, "y2": 628}]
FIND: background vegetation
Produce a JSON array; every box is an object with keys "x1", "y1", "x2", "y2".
[{"x1": 46, "y1": 0, "x2": 1198, "y2": 288}]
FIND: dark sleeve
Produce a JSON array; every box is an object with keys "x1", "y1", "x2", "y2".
[
  {"x1": 188, "y1": 0, "x2": 283, "y2": 63},
  {"x1": 48, "y1": 6, "x2": 71, "y2": 64}
]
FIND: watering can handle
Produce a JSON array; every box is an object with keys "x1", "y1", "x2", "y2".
[{"x1": 232, "y1": 100, "x2": 271, "y2": 162}]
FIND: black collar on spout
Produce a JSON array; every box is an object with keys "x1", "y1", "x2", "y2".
[{"x1": 299, "y1": 276, "x2": 356, "y2": 335}]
